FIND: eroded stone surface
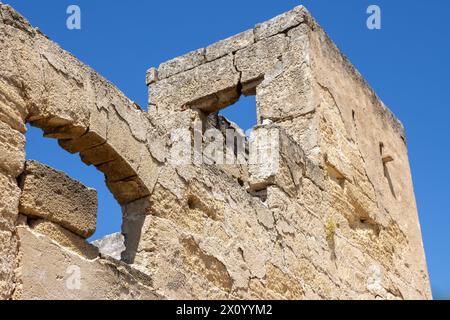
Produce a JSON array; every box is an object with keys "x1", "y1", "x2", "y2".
[
  {"x1": 254, "y1": 5, "x2": 307, "y2": 40},
  {"x1": 14, "y1": 226, "x2": 161, "y2": 300},
  {"x1": 149, "y1": 54, "x2": 240, "y2": 113},
  {"x1": 158, "y1": 48, "x2": 206, "y2": 80},
  {"x1": 30, "y1": 219, "x2": 99, "y2": 260},
  {"x1": 0, "y1": 3, "x2": 431, "y2": 300},
  {"x1": 235, "y1": 34, "x2": 288, "y2": 84},
  {"x1": 0, "y1": 115, "x2": 25, "y2": 178},
  {"x1": 206, "y1": 29, "x2": 254, "y2": 61},
  {"x1": 141, "y1": 4, "x2": 431, "y2": 300}
]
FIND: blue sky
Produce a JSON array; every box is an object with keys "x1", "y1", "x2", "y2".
[{"x1": 6, "y1": 0, "x2": 449, "y2": 299}]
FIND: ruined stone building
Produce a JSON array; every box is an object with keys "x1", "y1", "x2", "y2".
[{"x1": 0, "y1": 4, "x2": 431, "y2": 299}]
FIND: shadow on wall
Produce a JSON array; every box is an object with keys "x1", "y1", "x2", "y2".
[{"x1": 25, "y1": 124, "x2": 122, "y2": 242}]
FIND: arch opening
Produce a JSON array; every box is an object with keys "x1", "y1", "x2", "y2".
[
  {"x1": 24, "y1": 124, "x2": 122, "y2": 242},
  {"x1": 20, "y1": 115, "x2": 151, "y2": 263}
]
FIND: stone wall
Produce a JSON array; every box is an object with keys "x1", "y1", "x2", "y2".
[
  {"x1": 12, "y1": 161, "x2": 160, "y2": 300},
  {"x1": 16, "y1": 225, "x2": 159, "y2": 300},
  {"x1": 0, "y1": 3, "x2": 161, "y2": 299},
  {"x1": 0, "y1": 4, "x2": 431, "y2": 300}
]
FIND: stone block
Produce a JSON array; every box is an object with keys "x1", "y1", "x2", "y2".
[
  {"x1": 0, "y1": 174, "x2": 19, "y2": 299},
  {"x1": 0, "y1": 173, "x2": 21, "y2": 231},
  {"x1": 0, "y1": 6, "x2": 44, "y2": 128},
  {"x1": 146, "y1": 67, "x2": 158, "y2": 85},
  {"x1": 80, "y1": 144, "x2": 119, "y2": 166},
  {"x1": 106, "y1": 176, "x2": 150, "y2": 205},
  {"x1": 19, "y1": 161, "x2": 97, "y2": 238},
  {"x1": 106, "y1": 111, "x2": 145, "y2": 169},
  {"x1": 206, "y1": 29, "x2": 254, "y2": 61},
  {"x1": 97, "y1": 158, "x2": 137, "y2": 183},
  {"x1": 0, "y1": 121, "x2": 25, "y2": 178},
  {"x1": 273, "y1": 113, "x2": 319, "y2": 161},
  {"x1": 158, "y1": 48, "x2": 206, "y2": 80},
  {"x1": 41, "y1": 124, "x2": 87, "y2": 140},
  {"x1": 0, "y1": 229, "x2": 17, "y2": 299},
  {"x1": 248, "y1": 126, "x2": 281, "y2": 190},
  {"x1": 235, "y1": 34, "x2": 288, "y2": 84},
  {"x1": 256, "y1": 34, "x2": 315, "y2": 121},
  {"x1": 59, "y1": 131, "x2": 106, "y2": 154},
  {"x1": 30, "y1": 219, "x2": 99, "y2": 259},
  {"x1": 33, "y1": 34, "x2": 92, "y2": 129},
  {"x1": 0, "y1": 80, "x2": 27, "y2": 133},
  {"x1": 254, "y1": 5, "x2": 307, "y2": 40},
  {"x1": 248, "y1": 125, "x2": 305, "y2": 197},
  {"x1": 149, "y1": 54, "x2": 240, "y2": 112}
]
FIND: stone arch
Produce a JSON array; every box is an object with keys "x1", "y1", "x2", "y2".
[
  {"x1": 24, "y1": 112, "x2": 154, "y2": 263},
  {"x1": 28, "y1": 115, "x2": 150, "y2": 206},
  {"x1": 19, "y1": 52, "x2": 161, "y2": 265}
]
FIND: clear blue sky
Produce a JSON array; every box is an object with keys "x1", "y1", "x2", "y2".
[{"x1": 6, "y1": 0, "x2": 449, "y2": 299}]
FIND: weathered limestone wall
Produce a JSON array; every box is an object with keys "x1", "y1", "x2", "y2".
[
  {"x1": 15, "y1": 225, "x2": 160, "y2": 300},
  {"x1": 0, "y1": 4, "x2": 431, "y2": 300},
  {"x1": 12, "y1": 160, "x2": 161, "y2": 300},
  {"x1": 0, "y1": 4, "x2": 161, "y2": 299},
  {"x1": 306, "y1": 20, "x2": 430, "y2": 298},
  {"x1": 144, "y1": 5, "x2": 431, "y2": 299}
]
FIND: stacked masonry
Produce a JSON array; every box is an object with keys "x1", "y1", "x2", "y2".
[
  {"x1": 0, "y1": 3, "x2": 161, "y2": 299},
  {"x1": 144, "y1": 5, "x2": 431, "y2": 299},
  {"x1": 0, "y1": 3, "x2": 431, "y2": 300}
]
